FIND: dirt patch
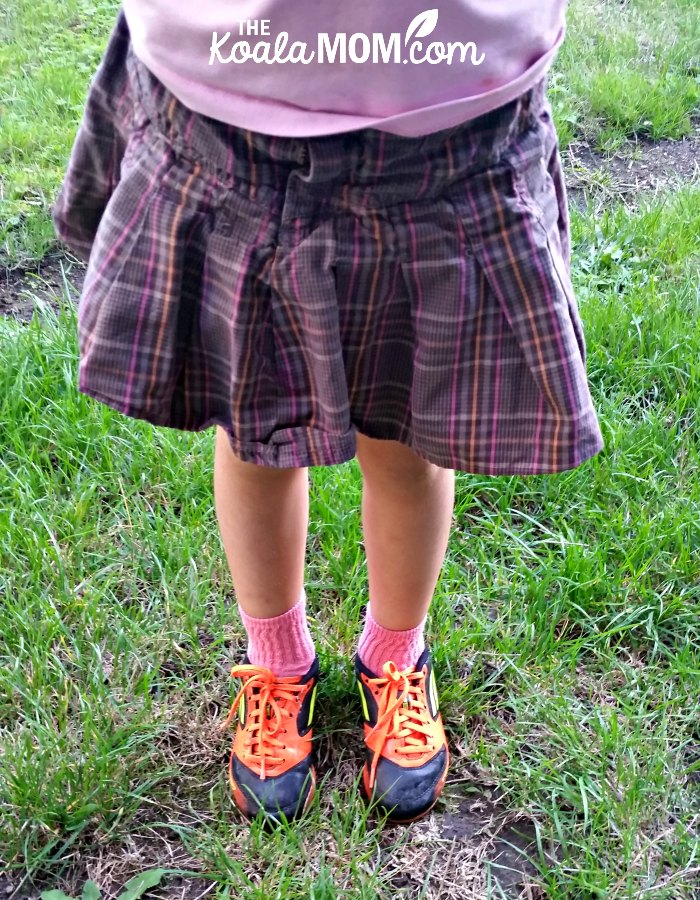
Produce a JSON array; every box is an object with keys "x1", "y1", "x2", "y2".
[
  {"x1": 380, "y1": 791, "x2": 550, "y2": 899},
  {"x1": 564, "y1": 127, "x2": 700, "y2": 210},
  {"x1": 0, "y1": 875, "x2": 30, "y2": 900},
  {"x1": 0, "y1": 254, "x2": 84, "y2": 323}
]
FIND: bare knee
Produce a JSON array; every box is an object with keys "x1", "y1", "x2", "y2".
[{"x1": 355, "y1": 431, "x2": 444, "y2": 483}]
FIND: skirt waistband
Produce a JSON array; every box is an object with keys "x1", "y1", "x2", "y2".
[
  {"x1": 105, "y1": 6, "x2": 551, "y2": 217},
  {"x1": 123, "y1": 14, "x2": 547, "y2": 188}
]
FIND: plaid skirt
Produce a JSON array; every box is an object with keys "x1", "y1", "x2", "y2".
[{"x1": 53, "y1": 8, "x2": 605, "y2": 474}]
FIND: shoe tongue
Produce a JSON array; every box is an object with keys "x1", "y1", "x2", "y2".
[{"x1": 414, "y1": 646, "x2": 430, "y2": 670}]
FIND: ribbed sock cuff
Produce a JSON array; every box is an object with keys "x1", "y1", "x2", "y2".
[
  {"x1": 238, "y1": 587, "x2": 316, "y2": 678},
  {"x1": 356, "y1": 601, "x2": 427, "y2": 674}
]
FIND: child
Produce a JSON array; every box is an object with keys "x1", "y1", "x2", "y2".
[{"x1": 53, "y1": 2, "x2": 604, "y2": 826}]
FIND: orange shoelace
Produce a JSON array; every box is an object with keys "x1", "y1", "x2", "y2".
[
  {"x1": 364, "y1": 661, "x2": 438, "y2": 791},
  {"x1": 220, "y1": 664, "x2": 309, "y2": 780}
]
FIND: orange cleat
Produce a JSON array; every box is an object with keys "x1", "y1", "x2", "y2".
[
  {"x1": 355, "y1": 647, "x2": 449, "y2": 823},
  {"x1": 220, "y1": 654, "x2": 320, "y2": 825}
]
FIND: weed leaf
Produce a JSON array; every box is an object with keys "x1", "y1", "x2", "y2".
[
  {"x1": 116, "y1": 870, "x2": 167, "y2": 900},
  {"x1": 82, "y1": 882, "x2": 101, "y2": 900}
]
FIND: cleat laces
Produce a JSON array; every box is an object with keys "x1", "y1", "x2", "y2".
[
  {"x1": 220, "y1": 664, "x2": 308, "y2": 780},
  {"x1": 364, "y1": 660, "x2": 437, "y2": 791}
]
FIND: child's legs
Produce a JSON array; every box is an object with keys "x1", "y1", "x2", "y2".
[
  {"x1": 213, "y1": 425, "x2": 309, "y2": 618},
  {"x1": 355, "y1": 433, "x2": 455, "y2": 631},
  {"x1": 213, "y1": 424, "x2": 454, "y2": 633}
]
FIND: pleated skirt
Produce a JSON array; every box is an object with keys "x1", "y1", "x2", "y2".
[{"x1": 53, "y1": 9, "x2": 604, "y2": 473}]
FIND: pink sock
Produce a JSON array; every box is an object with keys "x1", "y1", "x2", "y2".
[
  {"x1": 237, "y1": 587, "x2": 316, "y2": 678},
  {"x1": 356, "y1": 601, "x2": 427, "y2": 674}
]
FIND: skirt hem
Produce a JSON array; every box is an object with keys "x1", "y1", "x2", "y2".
[{"x1": 78, "y1": 384, "x2": 605, "y2": 475}]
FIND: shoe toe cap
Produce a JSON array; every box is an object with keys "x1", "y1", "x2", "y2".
[
  {"x1": 232, "y1": 755, "x2": 315, "y2": 821},
  {"x1": 369, "y1": 747, "x2": 448, "y2": 820}
]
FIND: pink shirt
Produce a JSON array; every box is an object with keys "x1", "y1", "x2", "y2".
[{"x1": 122, "y1": 1, "x2": 567, "y2": 137}]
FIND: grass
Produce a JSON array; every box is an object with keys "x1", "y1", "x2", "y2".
[
  {"x1": 1, "y1": 0, "x2": 700, "y2": 896},
  {"x1": 552, "y1": 0, "x2": 700, "y2": 151},
  {"x1": 0, "y1": 0, "x2": 119, "y2": 266}
]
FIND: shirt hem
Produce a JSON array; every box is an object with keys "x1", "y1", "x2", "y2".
[{"x1": 128, "y1": 26, "x2": 565, "y2": 138}]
